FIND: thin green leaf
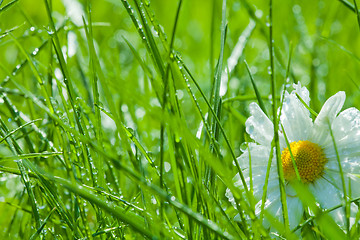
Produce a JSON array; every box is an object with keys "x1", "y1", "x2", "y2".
[
  {"x1": 0, "y1": 0, "x2": 18, "y2": 13},
  {"x1": 245, "y1": 60, "x2": 267, "y2": 116}
]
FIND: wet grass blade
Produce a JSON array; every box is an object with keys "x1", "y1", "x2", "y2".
[
  {"x1": 295, "y1": 92, "x2": 318, "y2": 117},
  {"x1": 0, "y1": 119, "x2": 41, "y2": 144},
  {"x1": 269, "y1": 0, "x2": 289, "y2": 232}
]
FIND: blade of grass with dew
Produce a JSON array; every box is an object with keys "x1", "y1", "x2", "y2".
[
  {"x1": 295, "y1": 92, "x2": 319, "y2": 117},
  {"x1": 142, "y1": 0, "x2": 169, "y2": 49},
  {"x1": 269, "y1": 0, "x2": 289, "y2": 232},
  {"x1": 209, "y1": 0, "x2": 226, "y2": 153},
  {"x1": 120, "y1": 0, "x2": 165, "y2": 78},
  {"x1": 159, "y1": 0, "x2": 183, "y2": 223},
  {"x1": 43, "y1": 0, "x2": 85, "y2": 132},
  {"x1": 82, "y1": 10, "x2": 105, "y2": 189},
  {"x1": 1, "y1": 39, "x2": 49, "y2": 87},
  {"x1": 133, "y1": 0, "x2": 166, "y2": 77},
  {"x1": 221, "y1": 20, "x2": 255, "y2": 99},
  {"x1": 0, "y1": 119, "x2": 41, "y2": 144}
]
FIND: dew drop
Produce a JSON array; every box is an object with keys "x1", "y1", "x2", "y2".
[
  {"x1": 32, "y1": 48, "x2": 39, "y2": 55},
  {"x1": 240, "y1": 142, "x2": 248, "y2": 152}
]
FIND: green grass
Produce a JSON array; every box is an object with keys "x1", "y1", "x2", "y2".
[{"x1": 0, "y1": 0, "x2": 360, "y2": 239}]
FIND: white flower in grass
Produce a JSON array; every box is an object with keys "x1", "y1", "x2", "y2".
[{"x1": 227, "y1": 83, "x2": 360, "y2": 231}]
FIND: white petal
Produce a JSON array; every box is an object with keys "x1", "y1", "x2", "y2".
[
  {"x1": 293, "y1": 82, "x2": 310, "y2": 106},
  {"x1": 310, "y1": 92, "x2": 346, "y2": 145},
  {"x1": 237, "y1": 143, "x2": 270, "y2": 168},
  {"x1": 280, "y1": 90, "x2": 313, "y2": 141},
  {"x1": 310, "y1": 176, "x2": 342, "y2": 209},
  {"x1": 324, "y1": 107, "x2": 360, "y2": 158},
  {"x1": 246, "y1": 102, "x2": 274, "y2": 146},
  {"x1": 327, "y1": 202, "x2": 359, "y2": 230},
  {"x1": 331, "y1": 107, "x2": 360, "y2": 139},
  {"x1": 315, "y1": 91, "x2": 346, "y2": 125},
  {"x1": 345, "y1": 173, "x2": 360, "y2": 198},
  {"x1": 328, "y1": 207, "x2": 347, "y2": 229},
  {"x1": 287, "y1": 196, "x2": 303, "y2": 230}
]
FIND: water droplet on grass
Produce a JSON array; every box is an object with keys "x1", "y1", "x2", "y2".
[{"x1": 240, "y1": 142, "x2": 248, "y2": 152}]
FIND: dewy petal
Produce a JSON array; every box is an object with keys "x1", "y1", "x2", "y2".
[
  {"x1": 237, "y1": 143, "x2": 270, "y2": 167},
  {"x1": 287, "y1": 196, "x2": 303, "y2": 230},
  {"x1": 246, "y1": 102, "x2": 274, "y2": 146},
  {"x1": 280, "y1": 90, "x2": 313, "y2": 141},
  {"x1": 310, "y1": 91, "x2": 346, "y2": 145},
  {"x1": 310, "y1": 176, "x2": 342, "y2": 209},
  {"x1": 324, "y1": 107, "x2": 360, "y2": 157},
  {"x1": 315, "y1": 91, "x2": 346, "y2": 125},
  {"x1": 293, "y1": 82, "x2": 310, "y2": 106},
  {"x1": 331, "y1": 107, "x2": 360, "y2": 139}
]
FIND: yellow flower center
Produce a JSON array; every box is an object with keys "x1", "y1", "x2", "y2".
[{"x1": 281, "y1": 140, "x2": 327, "y2": 183}]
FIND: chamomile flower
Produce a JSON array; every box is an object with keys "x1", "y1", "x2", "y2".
[{"x1": 227, "y1": 83, "x2": 360, "y2": 232}]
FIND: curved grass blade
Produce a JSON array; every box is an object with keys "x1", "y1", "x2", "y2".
[
  {"x1": 0, "y1": 119, "x2": 41, "y2": 144},
  {"x1": 295, "y1": 92, "x2": 318, "y2": 117}
]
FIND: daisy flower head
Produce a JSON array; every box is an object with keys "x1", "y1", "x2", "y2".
[{"x1": 227, "y1": 82, "x2": 360, "y2": 233}]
